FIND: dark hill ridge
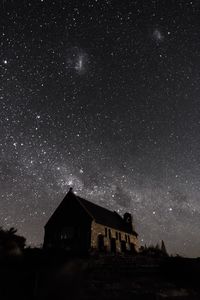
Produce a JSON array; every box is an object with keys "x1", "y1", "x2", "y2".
[
  {"x1": 84, "y1": 256, "x2": 200, "y2": 300},
  {"x1": 1, "y1": 250, "x2": 200, "y2": 299}
]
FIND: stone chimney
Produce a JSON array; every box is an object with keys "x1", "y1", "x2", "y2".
[{"x1": 123, "y1": 212, "x2": 133, "y2": 231}]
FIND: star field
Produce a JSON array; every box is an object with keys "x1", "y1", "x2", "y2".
[{"x1": 1, "y1": 0, "x2": 200, "y2": 257}]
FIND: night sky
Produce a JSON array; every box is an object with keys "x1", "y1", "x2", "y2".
[{"x1": 1, "y1": 0, "x2": 200, "y2": 257}]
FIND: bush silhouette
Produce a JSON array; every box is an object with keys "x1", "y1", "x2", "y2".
[
  {"x1": 140, "y1": 240, "x2": 169, "y2": 258},
  {"x1": 0, "y1": 227, "x2": 26, "y2": 257}
]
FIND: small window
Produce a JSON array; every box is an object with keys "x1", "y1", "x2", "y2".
[
  {"x1": 105, "y1": 227, "x2": 107, "y2": 237},
  {"x1": 127, "y1": 235, "x2": 130, "y2": 243},
  {"x1": 119, "y1": 233, "x2": 121, "y2": 241},
  {"x1": 108, "y1": 229, "x2": 111, "y2": 239},
  {"x1": 116, "y1": 232, "x2": 118, "y2": 240}
]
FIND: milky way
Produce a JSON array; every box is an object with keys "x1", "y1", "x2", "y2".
[{"x1": 1, "y1": 0, "x2": 200, "y2": 257}]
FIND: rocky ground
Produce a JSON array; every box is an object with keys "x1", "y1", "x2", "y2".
[{"x1": 0, "y1": 251, "x2": 200, "y2": 299}]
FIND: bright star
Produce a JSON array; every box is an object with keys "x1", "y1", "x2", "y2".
[{"x1": 68, "y1": 180, "x2": 73, "y2": 186}]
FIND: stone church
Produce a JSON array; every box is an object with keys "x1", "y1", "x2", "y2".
[{"x1": 43, "y1": 188, "x2": 139, "y2": 254}]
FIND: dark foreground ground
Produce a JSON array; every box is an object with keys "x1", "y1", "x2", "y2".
[{"x1": 1, "y1": 249, "x2": 200, "y2": 300}]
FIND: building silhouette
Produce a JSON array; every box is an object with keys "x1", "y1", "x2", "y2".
[{"x1": 44, "y1": 188, "x2": 139, "y2": 254}]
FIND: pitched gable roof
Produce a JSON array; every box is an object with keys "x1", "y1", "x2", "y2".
[{"x1": 75, "y1": 194, "x2": 138, "y2": 236}]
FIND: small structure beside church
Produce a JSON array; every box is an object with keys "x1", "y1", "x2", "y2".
[{"x1": 43, "y1": 188, "x2": 139, "y2": 254}]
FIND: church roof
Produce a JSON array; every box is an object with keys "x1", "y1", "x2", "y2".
[
  {"x1": 75, "y1": 194, "x2": 138, "y2": 236},
  {"x1": 45, "y1": 189, "x2": 138, "y2": 236}
]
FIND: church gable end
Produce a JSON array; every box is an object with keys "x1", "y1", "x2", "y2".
[{"x1": 43, "y1": 190, "x2": 92, "y2": 251}]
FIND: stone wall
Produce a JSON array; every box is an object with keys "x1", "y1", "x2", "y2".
[{"x1": 90, "y1": 221, "x2": 139, "y2": 253}]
